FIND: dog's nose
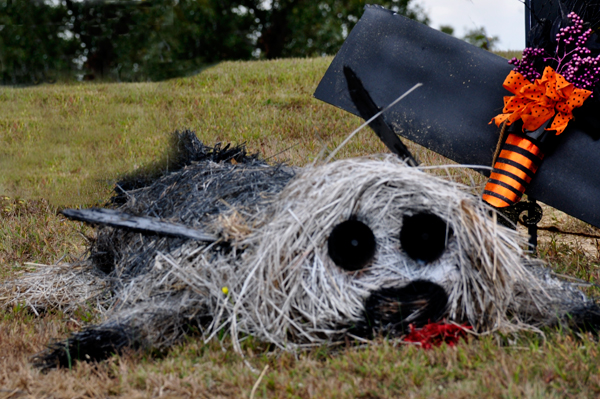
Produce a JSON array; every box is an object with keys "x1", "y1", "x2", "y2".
[{"x1": 356, "y1": 280, "x2": 448, "y2": 337}]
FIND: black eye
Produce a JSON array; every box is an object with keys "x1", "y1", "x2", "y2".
[
  {"x1": 328, "y1": 220, "x2": 376, "y2": 271},
  {"x1": 400, "y1": 212, "x2": 451, "y2": 263}
]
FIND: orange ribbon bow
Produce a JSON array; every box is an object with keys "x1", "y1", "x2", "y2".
[{"x1": 490, "y1": 66, "x2": 591, "y2": 135}]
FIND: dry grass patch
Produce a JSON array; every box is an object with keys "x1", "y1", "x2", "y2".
[
  {"x1": 2, "y1": 323, "x2": 600, "y2": 398},
  {"x1": 0, "y1": 196, "x2": 93, "y2": 282}
]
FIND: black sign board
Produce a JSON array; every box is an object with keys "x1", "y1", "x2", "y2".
[{"x1": 314, "y1": 4, "x2": 600, "y2": 229}]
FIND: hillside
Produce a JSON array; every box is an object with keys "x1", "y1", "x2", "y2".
[{"x1": 1, "y1": 57, "x2": 600, "y2": 398}]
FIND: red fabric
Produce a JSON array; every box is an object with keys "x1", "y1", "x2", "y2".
[{"x1": 403, "y1": 322, "x2": 471, "y2": 349}]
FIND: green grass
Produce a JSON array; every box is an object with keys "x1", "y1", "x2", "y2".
[
  {"x1": 0, "y1": 57, "x2": 391, "y2": 207},
  {"x1": 1, "y1": 56, "x2": 600, "y2": 398}
]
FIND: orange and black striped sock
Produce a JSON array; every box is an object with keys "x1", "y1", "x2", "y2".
[{"x1": 483, "y1": 133, "x2": 544, "y2": 208}]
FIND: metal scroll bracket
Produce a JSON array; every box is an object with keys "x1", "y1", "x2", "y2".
[{"x1": 496, "y1": 198, "x2": 543, "y2": 254}]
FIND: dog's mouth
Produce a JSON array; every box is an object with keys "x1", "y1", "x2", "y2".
[{"x1": 352, "y1": 280, "x2": 448, "y2": 338}]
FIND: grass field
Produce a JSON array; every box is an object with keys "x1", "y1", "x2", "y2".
[{"x1": 2, "y1": 55, "x2": 600, "y2": 398}]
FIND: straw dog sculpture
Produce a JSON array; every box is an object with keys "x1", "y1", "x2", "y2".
[{"x1": 1, "y1": 131, "x2": 599, "y2": 370}]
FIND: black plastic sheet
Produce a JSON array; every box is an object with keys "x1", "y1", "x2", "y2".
[{"x1": 314, "y1": 5, "x2": 600, "y2": 228}]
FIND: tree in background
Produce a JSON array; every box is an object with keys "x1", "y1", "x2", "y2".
[
  {"x1": 462, "y1": 26, "x2": 499, "y2": 51},
  {"x1": 439, "y1": 25, "x2": 454, "y2": 36},
  {"x1": 0, "y1": 0, "x2": 428, "y2": 83},
  {"x1": 65, "y1": 0, "x2": 255, "y2": 81},
  {"x1": 239, "y1": 0, "x2": 429, "y2": 59},
  {"x1": 0, "y1": 0, "x2": 78, "y2": 84},
  {"x1": 435, "y1": 24, "x2": 500, "y2": 51}
]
